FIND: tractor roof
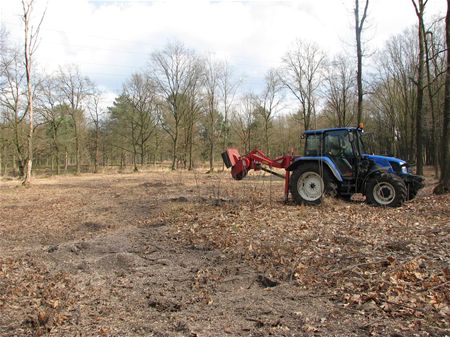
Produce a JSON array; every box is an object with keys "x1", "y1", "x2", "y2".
[{"x1": 304, "y1": 127, "x2": 360, "y2": 135}]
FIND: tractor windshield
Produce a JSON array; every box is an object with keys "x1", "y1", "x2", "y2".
[{"x1": 324, "y1": 130, "x2": 353, "y2": 157}]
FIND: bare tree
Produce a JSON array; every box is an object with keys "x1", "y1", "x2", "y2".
[
  {"x1": 281, "y1": 40, "x2": 326, "y2": 132},
  {"x1": 354, "y1": 0, "x2": 369, "y2": 125},
  {"x1": 86, "y1": 89, "x2": 104, "y2": 173},
  {"x1": 37, "y1": 75, "x2": 68, "y2": 174},
  {"x1": 0, "y1": 26, "x2": 10, "y2": 175},
  {"x1": 424, "y1": 24, "x2": 446, "y2": 177},
  {"x1": 150, "y1": 42, "x2": 201, "y2": 170},
  {"x1": 0, "y1": 48, "x2": 27, "y2": 176},
  {"x1": 202, "y1": 57, "x2": 223, "y2": 172},
  {"x1": 411, "y1": 0, "x2": 429, "y2": 175},
  {"x1": 434, "y1": 0, "x2": 449, "y2": 194},
  {"x1": 323, "y1": 54, "x2": 356, "y2": 127},
  {"x1": 22, "y1": 0, "x2": 45, "y2": 185},
  {"x1": 57, "y1": 65, "x2": 93, "y2": 174},
  {"x1": 183, "y1": 81, "x2": 202, "y2": 170},
  {"x1": 254, "y1": 69, "x2": 283, "y2": 155},
  {"x1": 233, "y1": 94, "x2": 257, "y2": 154},
  {"x1": 371, "y1": 29, "x2": 418, "y2": 161},
  {"x1": 219, "y1": 62, "x2": 239, "y2": 170}
]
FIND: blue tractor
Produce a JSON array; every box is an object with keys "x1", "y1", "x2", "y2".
[
  {"x1": 287, "y1": 126, "x2": 424, "y2": 207},
  {"x1": 222, "y1": 126, "x2": 424, "y2": 207}
]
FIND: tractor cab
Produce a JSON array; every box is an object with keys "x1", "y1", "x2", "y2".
[{"x1": 304, "y1": 127, "x2": 364, "y2": 178}]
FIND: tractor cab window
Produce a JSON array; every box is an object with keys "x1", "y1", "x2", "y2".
[
  {"x1": 324, "y1": 130, "x2": 353, "y2": 157},
  {"x1": 304, "y1": 134, "x2": 321, "y2": 156}
]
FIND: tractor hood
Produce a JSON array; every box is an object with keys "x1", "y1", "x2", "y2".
[{"x1": 363, "y1": 154, "x2": 408, "y2": 174}]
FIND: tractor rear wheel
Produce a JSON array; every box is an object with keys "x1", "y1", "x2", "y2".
[
  {"x1": 289, "y1": 163, "x2": 333, "y2": 205},
  {"x1": 365, "y1": 173, "x2": 407, "y2": 207}
]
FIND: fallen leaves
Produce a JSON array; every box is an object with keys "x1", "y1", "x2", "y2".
[
  {"x1": 0, "y1": 171, "x2": 448, "y2": 336},
  {"x1": 0, "y1": 257, "x2": 78, "y2": 335},
  {"x1": 169, "y1": 181, "x2": 450, "y2": 335}
]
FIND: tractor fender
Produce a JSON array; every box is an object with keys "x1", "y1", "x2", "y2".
[{"x1": 287, "y1": 157, "x2": 343, "y2": 182}]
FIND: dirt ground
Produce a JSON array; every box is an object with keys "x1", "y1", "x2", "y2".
[{"x1": 0, "y1": 169, "x2": 448, "y2": 337}]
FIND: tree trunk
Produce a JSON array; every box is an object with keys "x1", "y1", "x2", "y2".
[
  {"x1": 411, "y1": 0, "x2": 426, "y2": 175},
  {"x1": 3, "y1": 147, "x2": 7, "y2": 176},
  {"x1": 94, "y1": 127, "x2": 99, "y2": 173},
  {"x1": 209, "y1": 141, "x2": 214, "y2": 172},
  {"x1": 132, "y1": 149, "x2": 138, "y2": 172},
  {"x1": 434, "y1": 0, "x2": 450, "y2": 194},
  {"x1": 23, "y1": 64, "x2": 33, "y2": 184},
  {"x1": 13, "y1": 154, "x2": 16, "y2": 175},
  {"x1": 21, "y1": 0, "x2": 43, "y2": 185},
  {"x1": 140, "y1": 142, "x2": 145, "y2": 166},
  {"x1": 120, "y1": 152, "x2": 125, "y2": 170},
  {"x1": 415, "y1": 18, "x2": 425, "y2": 175},
  {"x1": 188, "y1": 132, "x2": 193, "y2": 171},
  {"x1": 171, "y1": 128, "x2": 178, "y2": 171},
  {"x1": 64, "y1": 148, "x2": 68, "y2": 173},
  {"x1": 154, "y1": 130, "x2": 159, "y2": 166},
  {"x1": 411, "y1": 116, "x2": 415, "y2": 163},
  {"x1": 355, "y1": 0, "x2": 369, "y2": 125},
  {"x1": 55, "y1": 151, "x2": 59, "y2": 175},
  {"x1": 1, "y1": 145, "x2": 5, "y2": 176},
  {"x1": 430, "y1": 32, "x2": 442, "y2": 178},
  {"x1": 72, "y1": 119, "x2": 81, "y2": 174},
  {"x1": 53, "y1": 130, "x2": 60, "y2": 175}
]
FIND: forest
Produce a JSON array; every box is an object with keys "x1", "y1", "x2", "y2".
[{"x1": 0, "y1": 0, "x2": 448, "y2": 189}]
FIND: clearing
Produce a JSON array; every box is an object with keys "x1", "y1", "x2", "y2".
[{"x1": 0, "y1": 170, "x2": 448, "y2": 337}]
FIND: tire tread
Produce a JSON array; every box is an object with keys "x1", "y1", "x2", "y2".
[{"x1": 366, "y1": 173, "x2": 407, "y2": 207}]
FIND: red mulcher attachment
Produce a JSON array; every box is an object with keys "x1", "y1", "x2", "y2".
[
  {"x1": 221, "y1": 148, "x2": 246, "y2": 180},
  {"x1": 221, "y1": 148, "x2": 294, "y2": 201}
]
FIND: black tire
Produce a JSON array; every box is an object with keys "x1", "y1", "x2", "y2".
[
  {"x1": 365, "y1": 173, "x2": 407, "y2": 207},
  {"x1": 407, "y1": 184, "x2": 419, "y2": 201},
  {"x1": 289, "y1": 163, "x2": 334, "y2": 205}
]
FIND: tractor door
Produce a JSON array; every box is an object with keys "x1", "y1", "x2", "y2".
[{"x1": 323, "y1": 130, "x2": 355, "y2": 177}]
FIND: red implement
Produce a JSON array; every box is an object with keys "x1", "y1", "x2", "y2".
[{"x1": 221, "y1": 148, "x2": 294, "y2": 201}]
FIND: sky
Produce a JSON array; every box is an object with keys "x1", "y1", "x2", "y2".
[{"x1": 0, "y1": 0, "x2": 447, "y2": 107}]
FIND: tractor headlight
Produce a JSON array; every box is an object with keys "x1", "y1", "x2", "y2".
[{"x1": 401, "y1": 166, "x2": 408, "y2": 174}]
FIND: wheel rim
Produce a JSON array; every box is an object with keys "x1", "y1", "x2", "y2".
[
  {"x1": 297, "y1": 172, "x2": 324, "y2": 201},
  {"x1": 373, "y1": 182, "x2": 396, "y2": 205}
]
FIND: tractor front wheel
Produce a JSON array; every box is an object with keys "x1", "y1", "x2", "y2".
[
  {"x1": 290, "y1": 163, "x2": 332, "y2": 205},
  {"x1": 407, "y1": 184, "x2": 420, "y2": 201},
  {"x1": 365, "y1": 173, "x2": 407, "y2": 207}
]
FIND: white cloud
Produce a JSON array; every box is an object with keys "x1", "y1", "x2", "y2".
[{"x1": 1, "y1": 0, "x2": 446, "y2": 107}]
